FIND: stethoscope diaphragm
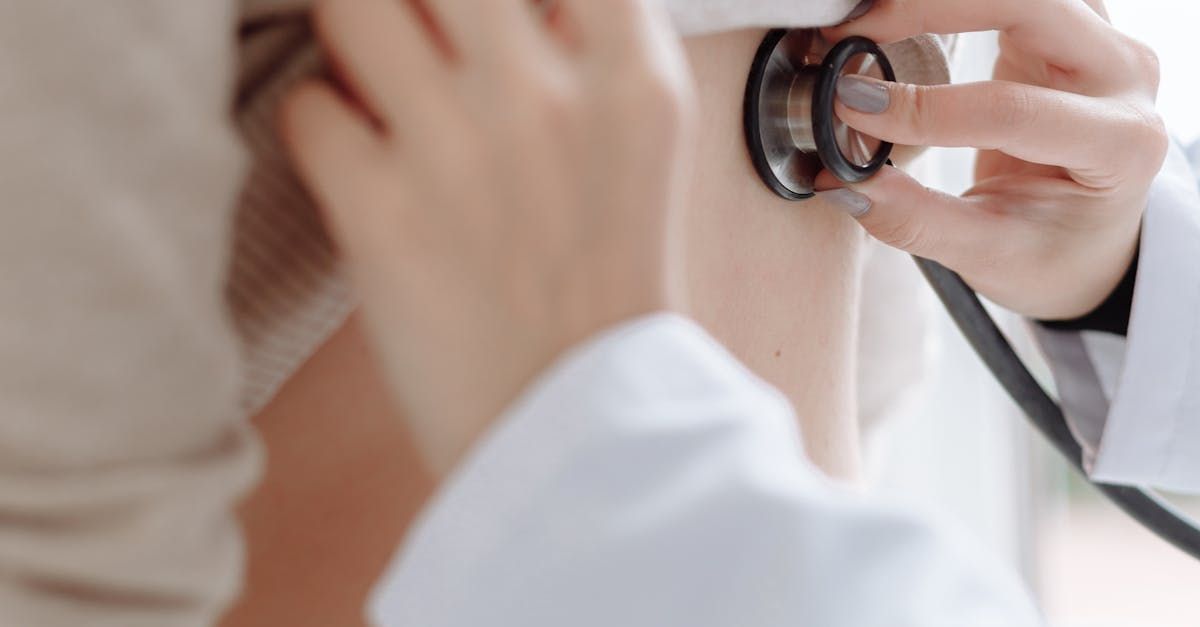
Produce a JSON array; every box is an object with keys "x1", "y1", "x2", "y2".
[
  {"x1": 743, "y1": 29, "x2": 1200, "y2": 565},
  {"x1": 744, "y1": 30, "x2": 896, "y2": 200}
]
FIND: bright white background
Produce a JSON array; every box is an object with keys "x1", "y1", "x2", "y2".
[
  {"x1": 1111, "y1": 1, "x2": 1200, "y2": 144},
  {"x1": 866, "y1": 4, "x2": 1200, "y2": 626},
  {"x1": 1036, "y1": 4, "x2": 1200, "y2": 619},
  {"x1": 1038, "y1": 5, "x2": 1200, "y2": 625}
]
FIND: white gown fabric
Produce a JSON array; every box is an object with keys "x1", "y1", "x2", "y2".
[
  {"x1": 0, "y1": 0, "x2": 1193, "y2": 624},
  {"x1": 371, "y1": 315, "x2": 1043, "y2": 626},
  {"x1": 365, "y1": 3, "x2": 1200, "y2": 626},
  {"x1": 1035, "y1": 141, "x2": 1200, "y2": 493},
  {"x1": 371, "y1": 142, "x2": 1200, "y2": 620}
]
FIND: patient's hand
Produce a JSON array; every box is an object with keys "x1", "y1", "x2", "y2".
[
  {"x1": 281, "y1": 0, "x2": 695, "y2": 475},
  {"x1": 228, "y1": 26, "x2": 867, "y2": 626},
  {"x1": 820, "y1": 0, "x2": 1166, "y2": 321}
]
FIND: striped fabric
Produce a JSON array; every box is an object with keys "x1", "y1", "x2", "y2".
[{"x1": 230, "y1": 13, "x2": 354, "y2": 412}]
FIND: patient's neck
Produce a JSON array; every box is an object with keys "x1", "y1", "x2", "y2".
[{"x1": 680, "y1": 30, "x2": 865, "y2": 478}]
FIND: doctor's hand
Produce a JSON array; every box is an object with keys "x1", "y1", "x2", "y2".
[
  {"x1": 820, "y1": 0, "x2": 1167, "y2": 320},
  {"x1": 280, "y1": 0, "x2": 694, "y2": 475}
]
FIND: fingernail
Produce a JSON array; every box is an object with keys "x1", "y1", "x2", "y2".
[
  {"x1": 823, "y1": 188, "x2": 872, "y2": 218},
  {"x1": 837, "y1": 75, "x2": 890, "y2": 114},
  {"x1": 843, "y1": 0, "x2": 876, "y2": 22}
]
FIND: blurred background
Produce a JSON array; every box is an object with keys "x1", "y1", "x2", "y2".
[{"x1": 864, "y1": 3, "x2": 1200, "y2": 626}]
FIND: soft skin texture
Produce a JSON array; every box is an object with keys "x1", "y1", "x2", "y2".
[
  {"x1": 226, "y1": 27, "x2": 866, "y2": 627},
  {"x1": 819, "y1": 0, "x2": 1167, "y2": 320},
  {"x1": 281, "y1": 0, "x2": 697, "y2": 477},
  {"x1": 678, "y1": 29, "x2": 865, "y2": 476},
  {"x1": 232, "y1": 0, "x2": 1169, "y2": 624},
  {"x1": 221, "y1": 315, "x2": 432, "y2": 627}
]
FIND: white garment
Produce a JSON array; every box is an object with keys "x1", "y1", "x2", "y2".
[
  {"x1": 364, "y1": 3, "x2": 1200, "y2": 625},
  {"x1": 1035, "y1": 139, "x2": 1200, "y2": 494},
  {"x1": 367, "y1": 114, "x2": 1200, "y2": 627},
  {"x1": 2, "y1": 0, "x2": 1192, "y2": 623},
  {"x1": 371, "y1": 315, "x2": 1043, "y2": 626}
]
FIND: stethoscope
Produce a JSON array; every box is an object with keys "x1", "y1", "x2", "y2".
[{"x1": 743, "y1": 29, "x2": 1200, "y2": 562}]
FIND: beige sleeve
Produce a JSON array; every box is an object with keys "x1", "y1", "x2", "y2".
[{"x1": 0, "y1": 3, "x2": 261, "y2": 625}]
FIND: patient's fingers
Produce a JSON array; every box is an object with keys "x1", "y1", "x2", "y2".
[
  {"x1": 834, "y1": 76, "x2": 1168, "y2": 187},
  {"x1": 557, "y1": 0, "x2": 692, "y2": 119},
  {"x1": 280, "y1": 80, "x2": 389, "y2": 239},
  {"x1": 556, "y1": 0, "x2": 661, "y2": 60},
  {"x1": 313, "y1": 0, "x2": 447, "y2": 126},
  {"x1": 826, "y1": 0, "x2": 1145, "y2": 94},
  {"x1": 424, "y1": 0, "x2": 550, "y2": 63}
]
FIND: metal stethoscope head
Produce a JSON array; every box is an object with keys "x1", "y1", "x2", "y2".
[
  {"x1": 743, "y1": 29, "x2": 1200, "y2": 564},
  {"x1": 744, "y1": 30, "x2": 896, "y2": 199}
]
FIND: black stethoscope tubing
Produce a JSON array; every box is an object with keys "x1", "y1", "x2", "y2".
[
  {"x1": 917, "y1": 256, "x2": 1200, "y2": 561},
  {"x1": 744, "y1": 29, "x2": 1200, "y2": 563}
]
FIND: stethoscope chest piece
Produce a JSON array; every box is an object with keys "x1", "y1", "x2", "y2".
[
  {"x1": 744, "y1": 30, "x2": 896, "y2": 200},
  {"x1": 744, "y1": 30, "x2": 1200, "y2": 565}
]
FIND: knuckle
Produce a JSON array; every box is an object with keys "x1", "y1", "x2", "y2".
[
  {"x1": 989, "y1": 85, "x2": 1037, "y2": 134},
  {"x1": 1122, "y1": 35, "x2": 1162, "y2": 90},
  {"x1": 873, "y1": 212, "x2": 929, "y2": 255},
  {"x1": 904, "y1": 84, "x2": 936, "y2": 138},
  {"x1": 1122, "y1": 102, "x2": 1170, "y2": 171},
  {"x1": 615, "y1": 65, "x2": 694, "y2": 131}
]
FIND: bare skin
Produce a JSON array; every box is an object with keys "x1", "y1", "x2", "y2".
[
  {"x1": 225, "y1": 0, "x2": 1168, "y2": 622},
  {"x1": 225, "y1": 0, "x2": 1170, "y2": 622},
  {"x1": 679, "y1": 29, "x2": 864, "y2": 477},
  {"x1": 223, "y1": 28, "x2": 865, "y2": 627},
  {"x1": 821, "y1": 0, "x2": 1165, "y2": 320},
  {"x1": 221, "y1": 315, "x2": 433, "y2": 627}
]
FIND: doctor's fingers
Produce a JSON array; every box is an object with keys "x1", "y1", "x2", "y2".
[
  {"x1": 814, "y1": 167, "x2": 1037, "y2": 279},
  {"x1": 834, "y1": 77, "x2": 1169, "y2": 187},
  {"x1": 826, "y1": 0, "x2": 1154, "y2": 95},
  {"x1": 1077, "y1": 0, "x2": 1112, "y2": 21}
]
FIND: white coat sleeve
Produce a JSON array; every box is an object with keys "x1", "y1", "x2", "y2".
[
  {"x1": 369, "y1": 315, "x2": 1042, "y2": 627},
  {"x1": 1033, "y1": 140, "x2": 1200, "y2": 494}
]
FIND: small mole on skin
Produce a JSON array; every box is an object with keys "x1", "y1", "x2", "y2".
[{"x1": 774, "y1": 350, "x2": 782, "y2": 358}]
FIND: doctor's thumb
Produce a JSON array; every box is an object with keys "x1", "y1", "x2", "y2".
[{"x1": 816, "y1": 166, "x2": 986, "y2": 266}]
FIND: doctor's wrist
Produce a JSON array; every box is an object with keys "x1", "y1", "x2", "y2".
[{"x1": 1039, "y1": 244, "x2": 1139, "y2": 337}]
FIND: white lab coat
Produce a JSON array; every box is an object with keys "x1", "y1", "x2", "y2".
[
  {"x1": 362, "y1": 1, "x2": 1200, "y2": 624},
  {"x1": 1036, "y1": 140, "x2": 1200, "y2": 493},
  {"x1": 365, "y1": 90, "x2": 1200, "y2": 627},
  {"x1": 371, "y1": 315, "x2": 1043, "y2": 626}
]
